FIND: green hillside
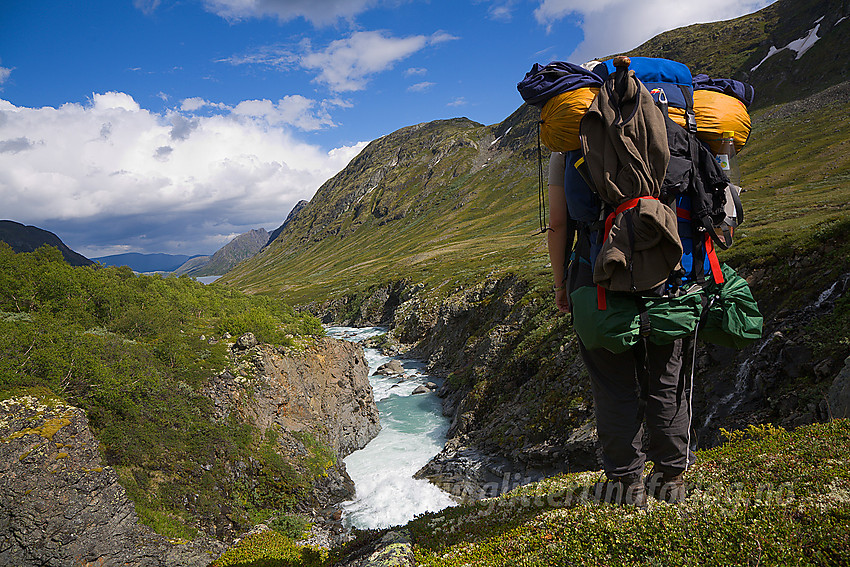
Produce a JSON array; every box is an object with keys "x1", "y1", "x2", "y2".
[
  {"x1": 221, "y1": 111, "x2": 549, "y2": 304},
  {"x1": 0, "y1": 244, "x2": 327, "y2": 541},
  {"x1": 220, "y1": 0, "x2": 850, "y2": 317}
]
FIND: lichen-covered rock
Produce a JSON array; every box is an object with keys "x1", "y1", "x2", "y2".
[
  {"x1": 828, "y1": 355, "x2": 850, "y2": 419},
  {"x1": 333, "y1": 530, "x2": 415, "y2": 567},
  {"x1": 235, "y1": 337, "x2": 381, "y2": 459},
  {"x1": 0, "y1": 396, "x2": 223, "y2": 567}
]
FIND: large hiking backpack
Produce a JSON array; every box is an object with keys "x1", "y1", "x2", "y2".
[
  {"x1": 577, "y1": 56, "x2": 736, "y2": 298},
  {"x1": 517, "y1": 56, "x2": 762, "y2": 350},
  {"x1": 517, "y1": 57, "x2": 746, "y2": 268}
]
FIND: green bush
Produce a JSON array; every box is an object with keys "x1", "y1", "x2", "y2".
[
  {"x1": 0, "y1": 243, "x2": 326, "y2": 537},
  {"x1": 268, "y1": 515, "x2": 312, "y2": 540}
]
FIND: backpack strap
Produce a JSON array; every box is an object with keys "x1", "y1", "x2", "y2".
[
  {"x1": 678, "y1": 84, "x2": 697, "y2": 134},
  {"x1": 704, "y1": 233, "x2": 725, "y2": 285}
]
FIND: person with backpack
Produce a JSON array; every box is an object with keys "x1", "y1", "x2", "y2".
[
  {"x1": 524, "y1": 55, "x2": 762, "y2": 508},
  {"x1": 544, "y1": 57, "x2": 702, "y2": 508},
  {"x1": 548, "y1": 150, "x2": 690, "y2": 508}
]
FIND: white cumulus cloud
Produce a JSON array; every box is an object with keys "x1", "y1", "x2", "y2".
[
  {"x1": 231, "y1": 95, "x2": 336, "y2": 130},
  {"x1": 408, "y1": 82, "x2": 435, "y2": 93},
  {"x1": 534, "y1": 0, "x2": 776, "y2": 63},
  {"x1": 0, "y1": 94, "x2": 367, "y2": 255},
  {"x1": 301, "y1": 31, "x2": 450, "y2": 92},
  {"x1": 223, "y1": 31, "x2": 456, "y2": 93},
  {"x1": 202, "y1": 0, "x2": 379, "y2": 25}
]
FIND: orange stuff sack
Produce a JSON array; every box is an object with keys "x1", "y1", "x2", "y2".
[
  {"x1": 666, "y1": 106, "x2": 687, "y2": 130},
  {"x1": 693, "y1": 90, "x2": 751, "y2": 154},
  {"x1": 540, "y1": 87, "x2": 599, "y2": 152}
]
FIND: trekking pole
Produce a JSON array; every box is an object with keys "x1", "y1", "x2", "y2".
[{"x1": 612, "y1": 55, "x2": 631, "y2": 99}]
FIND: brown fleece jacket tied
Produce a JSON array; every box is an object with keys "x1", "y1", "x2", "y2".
[{"x1": 580, "y1": 70, "x2": 683, "y2": 292}]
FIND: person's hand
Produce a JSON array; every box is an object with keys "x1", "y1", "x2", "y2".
[{"x1": 555, "y1": 287, "x2": 570, "y2": 314}]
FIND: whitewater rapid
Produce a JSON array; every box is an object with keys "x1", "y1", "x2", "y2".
[{"x1": 325, "y1": 326, "x2": 455, "y2": 529}]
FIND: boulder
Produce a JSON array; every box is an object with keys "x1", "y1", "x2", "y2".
[
  {"x1": 0, "y1": 396, "x2": 222, "y2": 566},
  {"x1": 235, "y1": 332, "x2": 258, "y2": 350},
  {"x1": 412, "y1": 385, "x2": 430, "y2": 395},
  {"x1": 828, "y1": 356, "x2": 850, "y2": 419},
  {"x1": 376, "y1": 360, "x2": 404, "y2": 375}
]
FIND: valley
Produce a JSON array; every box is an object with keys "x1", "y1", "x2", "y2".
[{"x1": 1, "y1": 0, "x2": 849, "y2": 564}]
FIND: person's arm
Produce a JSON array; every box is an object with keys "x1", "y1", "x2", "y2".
[{"x1": 548, "y1": 179, "x2": 571, "y2": 314}]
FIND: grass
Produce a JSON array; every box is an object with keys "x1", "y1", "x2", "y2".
[{"x1": 405, "y1": 420, "x2": 850, "y2": 567}]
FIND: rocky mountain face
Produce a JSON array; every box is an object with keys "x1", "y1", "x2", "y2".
[
  {"x1": 0, "y1": 220, "x2": 92, "y2": 266},
  {"x1": 202, "y1": 334, "x2": 380, "y2": 519},
  {"x1": 628, "y1": 0, "x2": 850, "y2": 109},
  {"x1": 0, "y1": 336, "x2": 379, "y2": 565},
  {"x1": 263, "y1": 200, "x2": 308, "y2": 251},
  {"x1": 175, "y1": 228, "x2": 269, "y2": 277}
]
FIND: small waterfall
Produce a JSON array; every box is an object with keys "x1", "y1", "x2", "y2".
[
  {"x1": 703, "y1": 274, "x2": 848, "y2": 428},
  {"x1": 703, "y1": 334, "x2": 774, "y2": 428},
  {"x1": 814, "y1": 280, "x2": 839, "y2": 309}
]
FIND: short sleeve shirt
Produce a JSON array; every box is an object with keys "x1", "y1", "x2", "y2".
[{"x1": 548, "y1": 152, "x2": 566, "y2": 187}]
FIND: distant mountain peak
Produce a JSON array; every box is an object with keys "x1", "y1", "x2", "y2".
[{"x1": 175, "y1": 228, "x2": 269, "y2": 277}]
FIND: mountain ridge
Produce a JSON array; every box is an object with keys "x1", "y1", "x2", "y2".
[
  {"x1": 0, "y1": 220, "x2": 93, "y2": 267},
  {"x1": 175, "y1": 228, "x2": 269, "y2": 277}
]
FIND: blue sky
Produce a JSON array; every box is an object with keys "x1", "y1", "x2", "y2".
[{"x1": 0, "y1": 0, "x2": 774, "y2": 257}]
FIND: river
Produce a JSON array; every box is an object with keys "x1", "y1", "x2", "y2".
[{"x1": 325, "y1": 326, "x2": 455, "y2": 529}]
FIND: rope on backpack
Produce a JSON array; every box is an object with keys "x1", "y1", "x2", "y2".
[{"x1": 534, "y1": 120, "x2": 551, "y2": 236}]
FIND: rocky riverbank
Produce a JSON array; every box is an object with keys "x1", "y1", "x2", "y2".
[
  {"x1": 308, "y1": 266, "x2": 850, "y2": 502},
  {"x1": 0, "y1": 334, "x2": 380, "y2": 565}
]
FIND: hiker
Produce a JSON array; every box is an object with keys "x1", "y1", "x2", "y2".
[
  {"x1": 521, "y1": 55, "x2": 761, "y2": 508},
  {"x1": 548, "y1": 150, "x2": 691, "y2": 507}
]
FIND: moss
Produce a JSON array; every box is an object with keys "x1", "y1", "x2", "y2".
[
  {"x1": 397, "y1": 420, "x2": 850, "y2": 567},
  {"x1": 210, "y1": 529, "x2": 327, "y2": 567}
]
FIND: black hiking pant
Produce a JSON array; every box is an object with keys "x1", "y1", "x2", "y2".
[
  {"x1": 566, "y1": 227, "x2": 694, "y2": 479},
  {"x1": 580, "y1": 337, "x2": 692, "y2": 479}
]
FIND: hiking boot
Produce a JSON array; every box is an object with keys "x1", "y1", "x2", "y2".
[
  {"x1": 644, "y1": 467, "x2": 686, "y2": 504},
  {"x1": 592, "y1": 473, "x2": 647, "y2": 509}
]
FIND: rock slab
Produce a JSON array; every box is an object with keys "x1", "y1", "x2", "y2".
[{"x1": 0, "y1": 396, "x2": 222, "y2": 567}]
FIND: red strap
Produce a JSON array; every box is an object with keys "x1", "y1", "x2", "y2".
[
  {"x1": 705, "y1": 233, "x2": 724, "y2": 284},
  {"x1": 597, "y1": 196, "x2": 659, "y2": 311},
  {"x1": 603, "y1": 196, "x2": 655, "y2": 238},
  {"x1": 676, "y1": 206, "x2": 691, "y2": 220}
]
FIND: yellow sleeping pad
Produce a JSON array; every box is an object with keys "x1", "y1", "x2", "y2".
[
  {"x1": 540, "y1": 87, "x2": 599, "y2": 152},
  {"x1": 694, "y1": 90, "x2": 751, "y2": 154}
]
